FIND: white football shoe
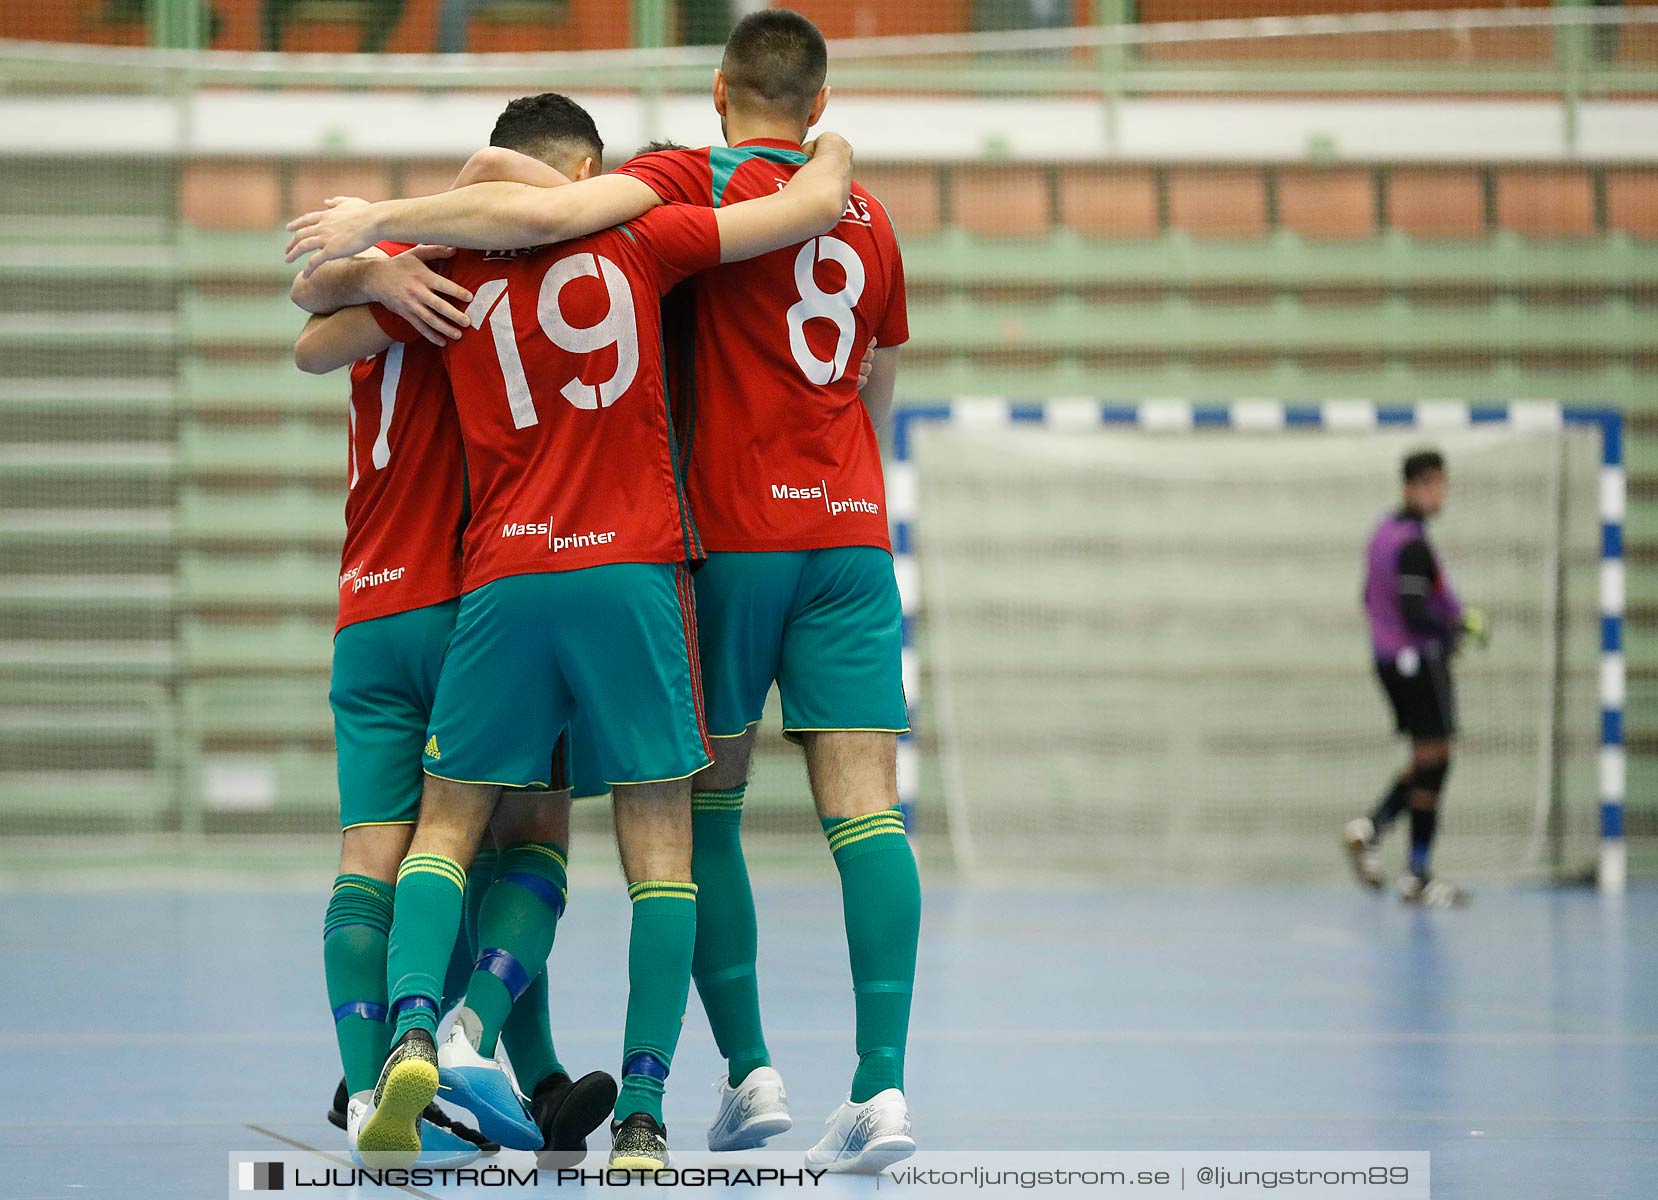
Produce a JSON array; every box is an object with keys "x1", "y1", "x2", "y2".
[
  {"x1": 1343, "y1": 817, "x2": 1386, "y2": 890},
  {"x1": 706, "y1": 1066, "x2": 793, "y2": 1151},
  {"x1": 804, "y1": 1089, "x2": 915, "y2": 1174},
  {"x1": 1399, "y1": 873, "x2": 1469, "y2": 908}
]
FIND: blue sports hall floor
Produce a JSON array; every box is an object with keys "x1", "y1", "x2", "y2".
[{"x1": 4, "y1": 861, "x2": 1654, "y2": 1199}]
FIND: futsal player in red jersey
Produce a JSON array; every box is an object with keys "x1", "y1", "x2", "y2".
[
  {"x1": 298, "y1": 235, "x2": 488, "y2": 1170},
  {"x1": 286, "y1": 96, "x2": 854, "y2": 1169},
  {"x1": 290, "y1": 131, "x2": 618, "y2": 1165},
  {"x1": 608, "y1": 20, "x2": 917, "y2": 1166}
]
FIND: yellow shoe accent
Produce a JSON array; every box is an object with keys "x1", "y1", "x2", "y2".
[
  {"x1": 424, "y1": 735, "x2": 441, "y2": 760},
  {"x1": 611, "y1": 1154, "x2": 668, "y2": 1171},
  {"x1": 358, "y1": 1057, "x2": 439, "y2": 1167}
]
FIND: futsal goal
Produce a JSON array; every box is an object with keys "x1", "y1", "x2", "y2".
[{"x1": 892, "y1": 400, "x2": 1625, "y2": 892}]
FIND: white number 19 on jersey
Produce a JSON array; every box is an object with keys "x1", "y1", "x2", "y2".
[{"x1": 470, "y1": 252, "x2": 641, "y2": 430}]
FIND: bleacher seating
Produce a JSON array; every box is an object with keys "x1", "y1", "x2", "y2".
[
  {"x1": 2, "y1": 152, "x2": 1654, "y2": 831},
  {"x1": 0, "y1": 158, "x2": 179, "y2": 828}
]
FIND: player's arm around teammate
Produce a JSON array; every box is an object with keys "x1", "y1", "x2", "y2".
[
  {"x1": 289, "y1": 143, "x2": 581, "y2": 343},
  {"x1": 282, "y1": 131, "x2": 853, "y2": 270},
  {"x1": 292, "y1": 243, "x2": 473, "y2": 346},
  {"x1": 292, "y1": 147, "x2": 577, "y2": 373}
]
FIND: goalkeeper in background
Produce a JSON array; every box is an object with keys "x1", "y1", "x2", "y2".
[{"x1": 1345, "y1": 449, "x2": 1488, "y2": 907}]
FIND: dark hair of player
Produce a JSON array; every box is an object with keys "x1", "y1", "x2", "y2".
[
  {"x1": 490, "y1": 92, "x2": 604, "y2": 173},
  {"x1": 1402, "y1": 449, "x2": 1445, "y2": 482},
  {"x1": 720, "y1": 9, "x2": 828, "y2": 121},
  {"x1": 633, "y1": 139, "x2": 690, "y2": 157}
]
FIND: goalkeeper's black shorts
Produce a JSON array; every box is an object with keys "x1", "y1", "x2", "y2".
[{"x1": 1376, "y1": 650, "x2": 1455, "y2": 740}]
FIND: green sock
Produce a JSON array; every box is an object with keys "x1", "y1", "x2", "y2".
[
  {"x1": 501, "y1": 968, "x2": 565, "y2": 1095},
  {"x1": 442, "y1": 848, "x2": 497, "y2": 1013},
  {"x1": 323, "y1": 874, "x2": 395, "y2": 1096},
  {"x1": 466, "y1": 847, "x2": 497, "y2": 948},
  {"x1": 387, "y1": 853, "x2": 467, "y2": 1040},
  {"x1": 690, "y1": 788, "x2": 770, "y2": 1086},
  {"x1": 465, "y1": 842, "x2": 567, "y2": 1055},
  {"x1": 823, "y1": 809, "x2": 921, "y2": 1102},
  {"x1": 615, "y1": 881, "x2": 698, "y2": 1124}
]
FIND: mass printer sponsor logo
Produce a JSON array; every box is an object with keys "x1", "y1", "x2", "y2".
[
  {"x1": 340, "y1": 562, "x2": 407, "y2": 593},
  {"x1": 770, "y1": 481, "x2": 880, "y2": 517},
  {"x1": 501, "y1": 521, "x2": 619, "y2": 553}
]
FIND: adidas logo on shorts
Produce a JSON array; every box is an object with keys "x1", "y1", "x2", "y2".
[{"x1": 424, "y1": 735, "x2": 441, "y2": 760}]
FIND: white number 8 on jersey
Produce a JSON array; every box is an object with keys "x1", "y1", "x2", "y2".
[{"x1": 786, "y1": 235, "x2": 866, "y2": 385}]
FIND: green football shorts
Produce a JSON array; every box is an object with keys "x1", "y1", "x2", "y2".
[
  {"x1": 423, "y1": 564, "x2": 711, "y2": 790},
  {"x1": 693, "y1": 547, "x2": 909, "y2": 741},
  {"x1": 332, "y1": 599, "x2": 601, "y2": 829},
  {"x1": 565, "y1": 712, "x2": 610, "y2": 800},
  {"x1": 330, "y1": 600, "x2": 459, "y2": 831}
]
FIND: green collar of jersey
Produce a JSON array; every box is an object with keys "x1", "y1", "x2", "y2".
[{"x1": 709, "y1": 144, "x2": 809, "y2": 208}]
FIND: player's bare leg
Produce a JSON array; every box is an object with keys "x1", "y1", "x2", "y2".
[
  {"x1": 805, "y1": 730, "x2": 902, "y2": 823},
  {"x1": 801, "y1": 731, "x2": 919, "y2": 1173},
  {"x1": 695, "y1": 730, "x2": 755, "y2": 793},
  {"x1": 688, "y1": 729, "x2": 793, "y2": 1149},
  {"x1": 1398, "y1": 738, "x2": 1466, "y2": 907},
  {"x1": 358, "y1": 776, "x2": 500, "y2": 1164},
  {"x1": 607, "y1": 778, "x2": 697, "y2": 1168},
  {"x1": 339, "y1": 822, "x2": 413, "y2": 880}
]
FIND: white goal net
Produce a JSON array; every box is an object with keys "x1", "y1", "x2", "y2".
[{"x1": 911, "y1": 419, "x2": 1603, "y2": 883}]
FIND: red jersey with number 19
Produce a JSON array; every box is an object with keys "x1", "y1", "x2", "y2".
[
  {"x1": 371, "y1": 205, "x2": 722, "y2": 591},
  {"x1": 616, "y1": 141, "x2": 908, "y2": 554},
  {"x1": 336, "y1": 241, "x2": 467, "y2": 633}
]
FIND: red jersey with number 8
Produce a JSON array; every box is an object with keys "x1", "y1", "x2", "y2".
[
  {"x1": 337, "y1": 241, "x2": 467, "y2": 633},
  {"x1": 616, "y1": 140, "x2": 909, "y2": 553},
  {"x1": 371, "y1": 205, "x2": 722, "y2": 591}
]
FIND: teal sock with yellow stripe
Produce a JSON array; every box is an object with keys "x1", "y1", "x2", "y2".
[
  {"x1": 466, "y1": 842, "x2": 568, "y2": 1055},
  {"x1": 690, "y1": 787, "x2": 771, "y2": 1086},
  {"x1": 323, "y1": 873, "x2": 395, "y2": 1096},
  {"x1": 823, "y1": 808, "x2": 921, "y2": 1103},
  {"x1": 387, "y1": 852, "x2": 467, "y2": 1041},
  {"x1": 615, "y1": 880, "x2": 698, "y2": 1124}
]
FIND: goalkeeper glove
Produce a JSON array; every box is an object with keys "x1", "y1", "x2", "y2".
[{"x1": 1460, "y1": 608, "x2": 1490, "y2": 650}]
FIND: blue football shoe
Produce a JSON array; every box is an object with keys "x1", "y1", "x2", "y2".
[{"x1": 437, "y1": 1008, "x2": 543, "y2": 1150}]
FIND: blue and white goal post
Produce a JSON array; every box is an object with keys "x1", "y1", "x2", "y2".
[{"x1": 886, "y1": 399, "x2": 1627, "y2": 893}]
